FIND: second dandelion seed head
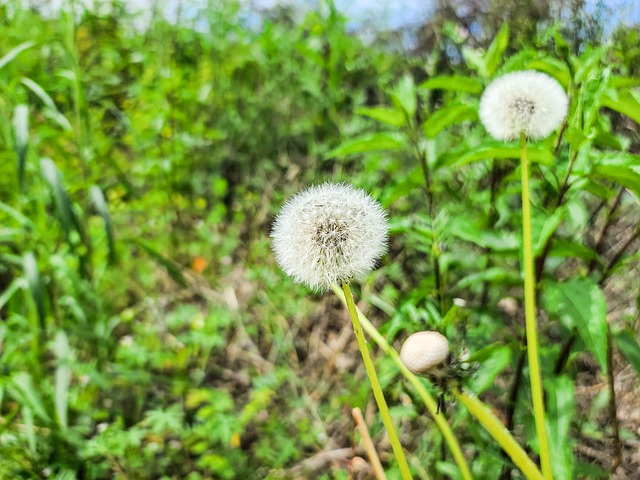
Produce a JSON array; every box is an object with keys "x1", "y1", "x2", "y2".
[{"x1": 479, "y1": 70, "x2": 568, "y2": 141}]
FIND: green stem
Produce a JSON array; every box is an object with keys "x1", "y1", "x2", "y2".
[
  {"x1": 452, "y1": 390, "x2": 544, "y2": 480},
  {"x1": 520, "y1": 132, "x2": 552, "y2": 479},
  {"x1": 341, "y1": 283, "x2": 413, "y2": 480},
  {"x1": 334, "y1": 284, "x2": 467, "y2": 479}
]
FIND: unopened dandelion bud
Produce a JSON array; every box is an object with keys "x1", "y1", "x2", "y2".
[{"x1": 400, "y1": 331, "x2": 449, "y2": 375}]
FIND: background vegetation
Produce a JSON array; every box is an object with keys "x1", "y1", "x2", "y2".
[{"x1": 0, "y1": 0, "x2": 639, "y2": 478}]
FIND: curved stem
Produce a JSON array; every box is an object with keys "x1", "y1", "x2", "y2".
[
  {"x1": 333, "y1": 284, "x2": 472, "y2": 480},
  {"x1": 452, "y1": 389, "x2": 544, "y2": 480},
  {"x1": 520, "y1": 133, "x2": 552, "y2": 479},
  {"x1": 341, "y1": 283, "x2": 413, "y2": 480}
]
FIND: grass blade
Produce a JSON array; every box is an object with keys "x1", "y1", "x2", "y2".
[
  {"x1": 40, "y1": 158, "x2": 76, "y2": 243},
  {"x1": 12, "y1": 104, "x2": 29, "y2": 188},
  {"x1": 0, "y1": 41, "x2": 36, "y2": 70},
  {"x1": 89, "y1": 185, "x2": 116, "y2": 264},
  {"x1": 23, "y1": 252, "x2": 45, "y2": 337},
  {"x1": 52, "y1": 331, "x2": 71, "y2": 431},
  {"x1": 20, "y1": 77, "x2": 73, "y2": 131},
  {"x1": 132, "y1": 239, "x2": 188, "y2": 287}
]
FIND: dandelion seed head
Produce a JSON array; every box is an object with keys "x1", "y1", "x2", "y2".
[
  {"x1": 271, "y1": 182, "x2": 388, "y2": 291},
  {"x1": 479, "y1": 70, "x2": 568, "y2": 141}
]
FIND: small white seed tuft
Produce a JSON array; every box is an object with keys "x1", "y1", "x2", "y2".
[{"x1": 400, "y1": 331, "x2": 449, "y2": 374}]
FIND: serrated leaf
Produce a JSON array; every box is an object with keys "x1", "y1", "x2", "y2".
[
  {"x1": 436, "y1": 143, "x2": 553, "y2": 168},
  {"x1": 614, "y1": 331, "x2": 640, "y2": 378},
  {"x1": 90, "y1": 185, "x2": 116, "y2": 264},
  {"x1": 484, "y1": 23, "x2": 509, "y2": 76},
  {"x1": 419, "y1": 75, "x2": 483, "y2": 94},
  {"x1": 543, "y1": 278, "x2": 607, "y2": 371},
  {"x1": 356, "y1": 106, "x2": 405, "y2": 127},
  {"x1": 421, "y1": 104, "x2": 477, "y2": 138},
  {"x1": 327, "y1": 132, "x2": 404, "y2": 157}
]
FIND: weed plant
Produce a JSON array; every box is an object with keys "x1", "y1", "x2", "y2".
[{"x1": 0, "y1": 1, "x2": 639, "y2": 479}]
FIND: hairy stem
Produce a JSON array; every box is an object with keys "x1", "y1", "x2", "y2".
[
  {"x1": 520, "y1": 133, "x2": 552, "y2": 479},
  {"x1": 341, "y1": 283, "x2": 413, "y2": 480}
]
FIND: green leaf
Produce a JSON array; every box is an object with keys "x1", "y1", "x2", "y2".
[
  {"x1": 12, "y1": 105, "x2": 29, "y2": 188},
  {"x1": 601, "y1": 90, "x2": 640, "y2": 125},
  {"x1": 90, "y1": 185, "x2": 116, "y2": 264},
  {"x1": 131, "y1": 239, "x2": 188, "y2": 287},
  {"x1": 549, "y1": 239, "x2": 598, "y2": 263},
  {"x1": 545, "y1": 375, "x2": 575, "y2": 480},
  {"x1": 327, "y1": 132, "x2": 404, "y2": 157},
  {"x1": 20, "y1": 78, "x2": 72, "y2": 131},
  {"x1": 419, "y1": 75, "x2": 483, "y2": 94},
  {"x1": 470, "y1": 345, "x2": 511, "y2": 393},
  {"x1": 524, "y1": 58, "x2": 571, "y2": 88},
  {"x1": 533, "y1": 208, "x2": 564, "y2": 256},
  {"x1": 52, "y1": 331, "x2": 71, "y2": 431},
  {"x1": 390, "y1": 75, "x2": 416, "y2": 118},
  {"x1": 23, "y1": 252, "x2": 45, "y2": 336},
  {"x1": 11, "y1": 372, "x2": 51, "y2": 423},
  {"x1": 421, "y1": 104, "x2": 477, "y2": 138},
  {"x1": 591, "y1": 164, "x2": 640, "y2": 199},
  {"x1": 40, "y1": 158, "x2": 77, "y2": 243},
  {"x1": 484, "y1": 23, "x2": 509, "y2": 77},
  {"x1": 613, "y1": 331, "x2": 640, "y2": 378},
  {"x1": 0, "y1": 41, "x2": 36, "y2": 70},
  {"x1": 543, "y1": 278, "x2": 607, "y2": 371},
  {"x1": 356, "y1": 106, "x2": 406, "y2": 127},
  {"x1": 436, "y1": 143, "x2": 553, "y2": 168}
]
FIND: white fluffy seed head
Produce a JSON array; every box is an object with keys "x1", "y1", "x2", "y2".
[
  {"x1": 271, "y1": 182, "x2": 388, "y2": 292},
  {"x1": 479, "y1": 70, "x2": 568, "y2": 141},
  {"x1": 400, "y1": 331, "x2": 449, "y2": 374}
]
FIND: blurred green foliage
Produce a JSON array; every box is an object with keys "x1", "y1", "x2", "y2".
[{"x1": 0, "y1": 0, "x2": 639, "y2": 479}]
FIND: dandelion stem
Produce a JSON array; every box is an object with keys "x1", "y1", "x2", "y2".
[
  {"x1": 341, "y1": 283, "x2": 413, "y2": 480},
  {"x1": 520, "y1": 132, "x2": 552, "y2": 479},
  {"x1": 334, "y1": 284, "x2": 471, "y2": 480}
]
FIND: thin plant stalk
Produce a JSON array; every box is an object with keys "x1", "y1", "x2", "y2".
[
  {"x1": 452, "y1": 389, "x2": 544, "y2": 480},
  {"x1": 341, "y1": 283, "x2": 413, "y2": 480},
  {"x1": 519, "y1": 132, "x2": 552, "y2": 479},
  {"x1": 334, "y1": 284, "x2": 469, "y2": 480},
  {"x1": 352, "y1": 407, "x2": 388, "y2": 480},
  {"x1": 335, "y1": 284, "x2": 544, "y2": 480}
]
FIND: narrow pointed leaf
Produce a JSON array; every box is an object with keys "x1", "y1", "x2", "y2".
[
  {"x1": 90, "y1": 185, "x2": 116, "y2": 264},
  {"x1": 13, "y1": 105, "x2": 29, "y2": 188}
]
